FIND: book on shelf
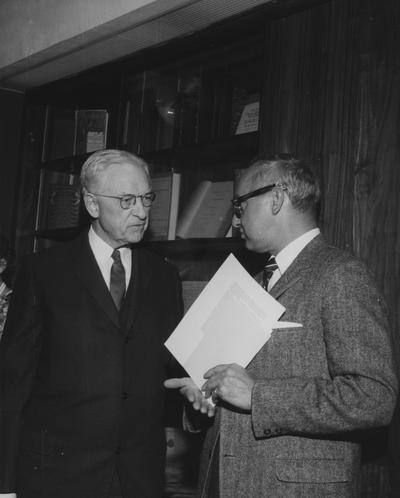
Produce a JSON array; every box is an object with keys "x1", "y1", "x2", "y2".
[
  {"x1": 75, "y1": 109, "x2": 109, "y2": 155},
  {"x1": 148, "y1": 172, "x2": 181, "y2": 240},
  {"x1": 235, "y1": 101, "x2": 259, "y2": 135},
  {"x1": 38, "y1": 171, "x2": 81, "y2": 230},
  {"x1": 176, "y1": 180, "x2": 233, "y2": 239},
  {"x1": 44, "y1": 108, "x2": 109, "y2": 161}
]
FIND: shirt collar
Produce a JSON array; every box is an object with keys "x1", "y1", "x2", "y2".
[
  {"x1": 88, "y1": 225, "x2": 131, "y2": 265},
  {"x1": 275, "y1": 228, "x2": 320, "y2": 276}
]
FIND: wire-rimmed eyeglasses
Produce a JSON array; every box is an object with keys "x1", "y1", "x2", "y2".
[
  {"x1": 88, "y1": 191, "x2": 156, "y2": 210},
  {"x1": 231, "y1": 183, "x2": 286, "y2": 218}
]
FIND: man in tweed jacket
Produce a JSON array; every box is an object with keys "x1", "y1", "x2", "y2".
[{"x1": 166, "y1": 155, "x2": 398, "y2": 498}]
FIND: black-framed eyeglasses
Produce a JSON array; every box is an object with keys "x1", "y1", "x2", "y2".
[
  {"x1": 231, "y1": 183, "x2": 286, "y2": 218},
  {"x1": 88, "y1": 191, "x2": 156, "y2": 210}
]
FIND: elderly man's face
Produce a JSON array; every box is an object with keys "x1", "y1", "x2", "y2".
[{"x1": 88, "y1": 162, "x2": 151, "y2": 247}]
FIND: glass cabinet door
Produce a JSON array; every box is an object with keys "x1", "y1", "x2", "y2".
[
  {"x1": 124, "y1": 66, "x2": 202, "y2": 154},
  {"x1": 122, "y1": 39, "x2": 262, "y2": 157}
]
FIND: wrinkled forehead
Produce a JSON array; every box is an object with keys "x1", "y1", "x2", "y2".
[{"x1": 91, "y1": 162, "x2": 149, "y2": 191}]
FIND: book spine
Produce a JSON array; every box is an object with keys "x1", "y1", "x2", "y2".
[
  {"x1": 176, "y1": 181, "x2": 212, "y2": 238},
  {"x1": 167, "y1": 173, "x2": 181, "y2": 240}
]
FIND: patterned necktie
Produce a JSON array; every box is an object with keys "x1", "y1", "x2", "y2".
[
  {"x1": 110, "y1": 249, "x2": 126, "y2": 310},
  {"x1": 262, "y1": 255, "x2": 278, "y2": 290}
]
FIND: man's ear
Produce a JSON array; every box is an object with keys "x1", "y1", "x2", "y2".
[
  {"x1": 83, "y1": 193, "x2": 99, "y2": 219},
  {"x1": 271, "y1": 188, "x2": 285, "y2": 216}
]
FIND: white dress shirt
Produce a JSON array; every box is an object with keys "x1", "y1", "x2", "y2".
[
  {"x1": 267, "y1": 228, "x2": 320, "y2": 291},
  {"x1": 88, "y1": 225, "x2": 132, "y2": 290}
]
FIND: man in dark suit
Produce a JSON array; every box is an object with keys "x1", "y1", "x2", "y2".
[
  {"x1": 166, "y1": 155, "x2": 398, "y2": 497},
  {"x1": 0, "y1": 149, "x2": 183, "y2": 498}
]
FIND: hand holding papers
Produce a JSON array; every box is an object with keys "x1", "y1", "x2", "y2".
[
  {"x1": 202, "y1": 363, "x2": 256, "y2": 411},
  {"x1": 165, "y1": 254, "x2": 286, "y2": 391}
]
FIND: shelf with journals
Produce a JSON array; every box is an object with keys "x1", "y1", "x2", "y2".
[
  {"x1": 142, "y1": 238, "x2": 266, "y2": 282},
  {"x1": 32, "y1": 131, "x2": 257, "y2": 251},
  {"x1": 145, "y1": 131, "x2": 258, "y2": 215}
]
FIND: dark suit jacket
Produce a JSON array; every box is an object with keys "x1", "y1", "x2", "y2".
[
  {"x1": 0, "y1": 232, "x2": 183, "y2": 498},
  {"x1": 197, "y1": 235, "x2": 398, "y2": 498}
]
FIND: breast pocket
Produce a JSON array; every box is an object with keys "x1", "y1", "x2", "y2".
[{"x1": 250, "y1": 325, "x2": 320, "y2": 378}]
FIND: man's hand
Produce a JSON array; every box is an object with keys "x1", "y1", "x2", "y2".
[
  {"x1": 202, "y1": 363, "x2": 254, "y2": 411},
  {"x1": 164, "y1": 377, "x2": 215, "y2": 417}
]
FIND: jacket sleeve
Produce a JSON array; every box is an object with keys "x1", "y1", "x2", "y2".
[
  {"x1": 0, "y1": 256, "x2": 44, "y2": 492},
  {"x1": 251, "y1": 258, "x2": 398, "y2": 438}
]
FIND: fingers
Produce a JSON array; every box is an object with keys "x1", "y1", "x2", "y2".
[
  {"x1": 202, "y1": 363, "x2": 232, "y2": 394},
  {"x1": 200, "y1": 397, "x2": 216, "y2": 417},
  {"x1": 166, "y1": 377, "x2": 216, "y2": 417},
  {"x1": 203, "y1": 364, "x2": 230, "y2": 379},
  {"x1": 164, "y1": 377, "x2": 190, "y2": 389},
  {"x1": 183, "y1": 386, "x2": 215, "y2": 417},
  {"x1": 200, "y1": 363, "x2": 254, "y2": 411}
]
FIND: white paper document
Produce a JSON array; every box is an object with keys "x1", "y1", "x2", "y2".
[{"x1": 165, "y1": 253, "x2": 286, "y2": 389}]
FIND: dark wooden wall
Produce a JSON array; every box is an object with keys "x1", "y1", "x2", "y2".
[
  {"x1": 0, "y1": 89, "x2": 24, "y2": 243},
  {"x1": 259, "y1": 0, "x2": 400, "y2": 495}
]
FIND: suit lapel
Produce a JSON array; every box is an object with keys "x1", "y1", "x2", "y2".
[
  {"x1": 269, "y1": 235, "x2": 326, "y2": 300},
  {"x1": 71, "y1": 232, "x2": 120, "y2": 328}
]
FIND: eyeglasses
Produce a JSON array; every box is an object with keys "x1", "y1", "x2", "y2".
[
  {"x1": 231, "y1": 183, "x2": 286, "y2": 218},
  {"x1": 88, "y1": 191, "x2": 156, "y2": 210}
]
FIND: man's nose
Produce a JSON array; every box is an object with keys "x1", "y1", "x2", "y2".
[{"x1": 130, "y1": 198, "x2": 147, "y2": 218}]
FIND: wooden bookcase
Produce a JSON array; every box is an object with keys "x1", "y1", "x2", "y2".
[
  {"x1": 15, "y1": 27, "x2": 266, "y2": 498},
  {"x1": 17, "y1": 29, "x2": 267, "y2": 282}
]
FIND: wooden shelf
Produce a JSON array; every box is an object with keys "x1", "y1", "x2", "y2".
[
  {"x1": 143, "y1": 237, "x2": 266, "y2": 279},
  {"x1": 142, "y1": 237, "x2": 243, "y2": 255},
  {"x1": 39, "y1": 152, "x2": 92, "y2": 173},
  {"x1": 142, "y1": 131, "x2": 258, "y2": 163},
  {"x1": 34, "y1": 229, "x2": 266, "y2": 279},
  {"x1": 34, "y1": 226, "x2": 87, "y2": 241}
]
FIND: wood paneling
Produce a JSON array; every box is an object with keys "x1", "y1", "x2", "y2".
[
  {"x1": 260, "y1": 0, "x2": 400, "y2": 348},
  {"x1": 0, "y1": 89, "x2": 24, "y2": 244},
  {"x1": 259, "y1": 0, "x2": 400, "y2": 495}
]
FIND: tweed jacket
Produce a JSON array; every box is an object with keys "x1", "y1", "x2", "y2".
[
  {"x1": 0, "y1": 232, "x2": 183, "y2": 498},
  {"x1": 197, "y1": 235, "x2": 398, "y2": 498}
]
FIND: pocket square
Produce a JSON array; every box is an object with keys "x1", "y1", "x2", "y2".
[{"x1": 273, "y1": 321, "x2": 303, "y2": 329}]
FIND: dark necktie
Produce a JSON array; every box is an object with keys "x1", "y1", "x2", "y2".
[
  {"x1": 262, "y1": 255, "x2": 278, "y2": 290},
  {"x1": 110, "y1": 249, "x2": 126, "y2": 310}
]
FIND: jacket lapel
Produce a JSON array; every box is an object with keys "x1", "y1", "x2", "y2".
[
  {"x1": 269, "y1": 235, "x2": 326, "y2": 300},
  {"x1": 71, "y1": 231, "x2": 120, "y2": 328}
]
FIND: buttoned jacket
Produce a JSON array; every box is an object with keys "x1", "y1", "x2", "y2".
[{"x1": 0, "y1": 231, "x2": 182, "y2": 498}]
